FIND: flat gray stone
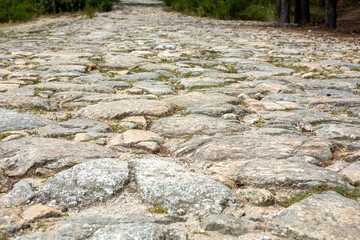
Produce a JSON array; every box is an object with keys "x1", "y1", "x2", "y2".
[
  {"x1": 38, "y1": 158, "x2": 129, "y2": 208},
  {"x1": 3, "y1": 180, "x2": 35, "y2": 206},
  {"x1": 186, "y1": 103, "x2": 249, "y2": 117},
  {"x1": 88, "y1": 223, "x2": 186, "y2": 240},
  {"x1": 130, "y1": 155, "x2": 239, "y2": 217},
  {"x1": 13, "y1": 214, "x2": 185, "y2": 240},
  {"x1": 271, "y1": 191, "x2": 360, "y2": 240},
  {"x1": 172, "y1": 134, "x2": 332, "y2": 162},
  {"x1": 234, "y1": 157, "x2": 346, "y2": 189},
  {"x1": 0, "y1": 137, "x2": 116, "y2": 189},
  {"x1": 133, "y1": 81, "x2": 175, "y2": 95},
  {"x1": 306, "y1": 89, "x2": 360, "y2": 98},
  {"x1": 115, "y1": 72, "x2": 160, "y2": 81},
  {"x1": 78, "y1": 99, "x2": 173, "y2": 120},
  {"x1": 236, "y1": 188, "x2": 275, "y2": 206},
  {"x1": 151, "y1": 114, "x2": 248, "y2": 138},
  {"x1": 347, "y1": 107, "x2": 360, "y2": 117},
  {"x1": 108, "y1": 130, "x2": 163, "y2": 153},
  {"x1": 0, "y1": 208, "x2": 28, "y2": 234},
  {"x1": 340, "y1": 161, "x2": 360, "y2": 186},
  {"x1": 201, "y1": 214, "x2": 259, "y2": 236},
  {"x1": 102, "y1": 54, "x2": 148, "y2": 69},
  {"x1": 315, "y1": 124, "x2": 360, "y2": 140},
  {"x1": 35, "y1": 82, "x2": 114, "y2": 94},
  {"x1": 163, "y1": 92, "x2": 239, "y2": 107},
  {"x1": 180, "y1": 77, "x2": 225, "y2": 88},
  {"x1": 38, "y1": 119, "x2": 112, "y2": 137},
  {"x1": 0, "y1": 108, "x2": 44, "y2": 132},
  {"x1": 321, "y1": 60, "x2": 360, "y2": 69}
]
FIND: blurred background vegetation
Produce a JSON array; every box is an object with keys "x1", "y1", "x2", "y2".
[
  {"x1": 0, "y1": 0, "x2": 359, "y2": 32},
  {"x1": 0, "y1": 0, "x2": 117, "y2": 23},
  {"x1": 163, "y1": 0, "x2": 276, "y2": 21}
]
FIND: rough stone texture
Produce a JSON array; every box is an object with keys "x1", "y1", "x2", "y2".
[
  {"x1": 133, "y1": 81, "x2": 175, "y2": 95},
  {"x1": 38, "y1": 158, "x2": 129, "y2": 208},
  {"x1": 38, "y1": 119, "x2": 111, "y2": 137},
  {"x1": 0, "y1": 0, "x2": 359, "y2": 238},
  {"x1": 78, "y1": 99, "x2": 173, "y2": 120},
  {"x1": 172, "y1": 134, "x2": 332, "y2": 162},
  {"x1": 151, "y1": 114, "x2": 248, "y2": 138},
  {"x1": 200, "y1": 214, "x2": 260, "y2": 236},
  {"x1": 315, "y1": 124, "x2": 360, "y2": 140},
  {"x1": 108, "y1": 130, "x2": 163, "y2": 153},
  {"x1": 180, "y1": 77, "x2": 225, "y2": 88},
  {"x1": 0, "y1": 208, "x2": 28, "y2": 234},
  {"x1": 13, "y1": 214, "x2": 186, "y2": 240},
  {"x1": 186, "y1": 103, "x2": 249, "y2": 117},
  {"x1": 21, "y1": 205, "x2": 62, "y2": 221},
  {"x1": 102, "y1": 54, "x2": 148, "y2": 69},
  {"x1": 3, "y1": 180, "x2": 35, "y2": 206},
  {"x1": 0, "y1": 168, "x2": 10, "y2": 192},
  {"x1": 340, "y1": 161, "x2": 360, "y2": 186},
  {"x1": 88, "y1": 223, "x2": 187, "y2": 240},
  {"x1": 234, "y1": 157, "x2": 346, "y2": 189},
  {"x1": 131, "y1": 155, "x2": 239, "y2": 217},
  {"x1": 271, "y1": 191, "x2": 360, "y2": 240},
  {"x1": 35, "y1": 82, "x2": 114, "y2": 93},
  {"x1": 236, "y1": 189, "x2": 275, "y2": 206},
  {"x1": 163, "y1": 92, "x2": 239, "y2": 107},
  {"x1": 0, "y1": 107, "x2": 44, "y2": 132},
  {"x1": 0, "y1": 138, "x2": 116, "y2": 185}
]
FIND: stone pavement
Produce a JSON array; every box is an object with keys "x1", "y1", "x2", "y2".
[{"x1": 0, "y1": 0, "x2": 359, "y2": 239}]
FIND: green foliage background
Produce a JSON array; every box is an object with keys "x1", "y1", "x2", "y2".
[
  {"x1": 0, "y1": 0, "x2": 116, "y2": 23},
  {"x1": 162, "y1": 0, "x2": 276, "y2": 21}
]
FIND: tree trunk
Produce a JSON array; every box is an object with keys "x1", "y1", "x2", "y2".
[
  {"x1": 276, "y1": 0, "x2": 282, "y2": 21},
  {"x1": 301, "y1": 0, "x2": 310, "y2": 24},
  {"x1": 294, "y1": 0, "x2": 302, "y2": 24},
  {"x1": 325, "y1": 0, "x2": 338, "y2": 29},
  {"x1": 280, "y1": 0, "x2": 290, "y2": 23}
]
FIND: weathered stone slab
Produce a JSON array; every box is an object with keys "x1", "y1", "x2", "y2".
[
  {"x1": 131, "y1": 155, "x2": 238, "y2": 217},
  {"x1": 172, "y1": 134, "x2": 332, "y2": 162},
  {"x1": 0, "y1": 208, "x2": 28, "y2": 234},
  {"x1": 163, "y1": 92, "x2": 239, "y2": 107},
  {"x1": 108, "y1": 130, "x2": 163, "y2": 153},
  {"x1": 315, "y1": 124, "x2": 360, "y2": 140},
  {"x1": 2, "y1": 180, "x2": 35, "y2": 206},
  {"x1": 78, "y1": 99, "x2": 173, "y2": 120},
  {"x1": 180, "y1": 77, "x2": 225, "y2": 88},
  {"x1": 186, "y1": 103, "x2": 249, "y2": 117},
  {"x1": 0, "y1": 108, "x2": 44, "y2": 132},
  {"x1": 0, "y1": 138, "x2": 116, "y2": 183},
  {"x1": 133, "y1": 81, "x2": 175, "y2": 95},
  {"x1": 236, "y1": 188, "x2": 275, "y2": 206},
  {"x1": 151, "y1": 114, "x2": 248, "y2": 138},
  {"x1": 271, "y1": 191, "x2": 360, "y2": 240},
  {"x1": 102, "y1": 54, "x2": 148, "y2": 69},
  {"x1": 340, "y1": 161, "x2": 360, "y2": 186},
  {"x1": 13, "y1": 214, "x2": 185, "y2": 240},
  {"x1": 21, "y1": 205, "x2": 62, "y2": 221},
  {"x1": 38, "y1": 119, "x2": 111, "y2": 137},
  {"x1": 234, "y1": 157, "x2": 346, "y2": 189},
  {"x1": 201, "y1": 214, "x2": 260, "y2": 236},
  {"x1": 115, "y1": 72, "x2": 160, "y2": 81},
  {"x1": 35, "y1": 82, "x2": 114, "y2": 93},
  {"x1": 38, "y1": 158, "x2": 129, "y2": 208}
]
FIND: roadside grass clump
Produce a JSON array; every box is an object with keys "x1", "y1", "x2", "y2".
[
  {"x1": 277, "y1": 183, "x2": 360, "y2": 208},
  {"x1": 0, "y1": 132, "x2": 12, "y2": 140},
  {"x1": 0, "y1": 0, "x2": 118, "y2": 23},
  {"x1": 148, "y1": 205, "x2": 168, "y2": 214},
  {"x1": 162, "y1": 0, "x2": 275, "y2": 21}
]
